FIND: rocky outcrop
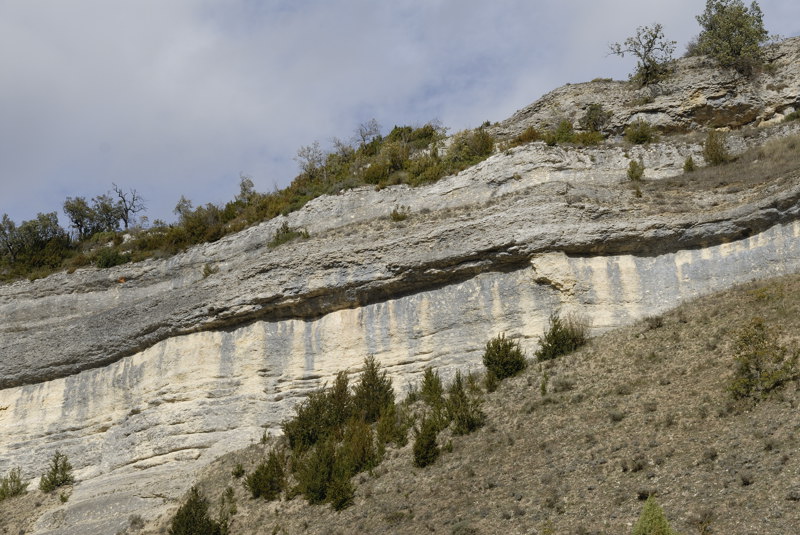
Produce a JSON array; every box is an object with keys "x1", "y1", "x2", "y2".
[
  {"x1": 2, "y1": 40, "x2": 800, "y2": 535},
  {"x1": 491, "y1": 36, "x2": 800, "y2": 138},
  {"x1": 2, "y1": 122, "x2": 799, "y2": 390}
]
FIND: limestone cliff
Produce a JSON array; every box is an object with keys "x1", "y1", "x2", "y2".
[
  {"x1": 1, "y1": 38, "x2": 800, "y2": 535},
  {"x1": 492, "y1": 36, "x2": 800, "y2": 137}
]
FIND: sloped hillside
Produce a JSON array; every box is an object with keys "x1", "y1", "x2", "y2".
[
  {"x1": 155, "y1": 273, "x2": 800, "y2": 535},
  {"x1": 2, "y1": 37, "x2": 800, "y2": 535}
]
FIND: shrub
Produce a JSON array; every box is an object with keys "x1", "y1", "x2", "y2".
[
  {"x1": 376, "y1": 402, "x2": 409, "y2": 447},
  {"x1": 0, "y1": 467, "x2": 28, "y2": 501},
  {"x1": 413, "y1": 416, "x2": 440, "y2": 468},
  {"x1": 484, "y1": 369, "x2": 500, "y2": 393},
  {"x1": 610, "y1": 24, "x2": 677, "y2": 87},
  {"x1": 694, "y1": 0, "x2": 770, "y2": 77},
  {"x1": 338, "y1": 418, "x2": 379, "y2": 475},
  {"x1": 627, "y1": 160, "x2": 645, "y2": 181},
  {"x1": 446, "y1": 371, "x2": 485, "y2": 436},
  {"x1": 246, "y1": 448, "x2": 286, "y2": 500},
  {"x1": 727, "y1": 318, "x2": 799, "y2": 400},
  {"x1": 268, "y1": 221, "x2": 309, "y2": 248},
  {"x1": 445, "y1": 128, "x2": 495, "y2": 167},
  {"x1": 785, "y1": 110, "x2": 800, "y2": 122},
  {"x1": 325, "y1": 468, "x2": 355, "y2": 511},
  {"x1": 683, "y1": 156, "x2": 696, "y2": 173},
  {"x1": 573, "y1": 131, "x2": 605, "y2": 146},
  {"x1": 703, "y1": 130, "x2": 730, "y2": 166},
  {"x1": 94, "y1": 247, "x2": 129, "y2": 268},
  {"x1": 282, "y1": 371, "x2": 351, "y2": 452},
  {"x1": 169, "y1": 486, "x2": 222, "y2": 535},
  {"x1": 625, "y1": 120, "x2": 657, "y2": 144},
  {"x1": 389, "y1": 206, "x2": 409, "y2": 221},
  {"x1": 535, "y1": 312, "x2": 588, "y2": 362},
  {"x1": 420, "y1": 367, "x2": 445, "y2": 409},
  {"x1": 544, "y1": 120, "x2": 575, "y2": 146},
  {"x1": 296, "y1": 439, "x2": 336, "y2": 504},
  {"x1": 632, "y1": 496, "x2": 677, "y2": 535},
  {"x1": 282, "y1": 389, "x2": 334, "y2": 452},
  {"x1": 510, "y1": 126, "x2": 542, "y2": 146},
  {"x1": 483, "y1": 333, "x2": 527, "y2": 380},
  {"x1": 39, "y1": 450, "x2": 74, "y2": 493},
  {"x1": 352, "y1": 355, "x2": 394, "y2": 424},
  {"x1": 579, "y1": 103, "x2": 612, "y2": 132}
]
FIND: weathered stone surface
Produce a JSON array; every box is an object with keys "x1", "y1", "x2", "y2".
[
  {"x1": 491, "y1": 37, "x2": 800, "y2": 137},
  {"x1": 2, "y1": 38, "x2": 800, "y2": 534},
  {"x1": 3, "y1": 221, "x2": 800, "y2": 534},
  {"x1": 1, "y1": 122, "x2": 798, "y2": 390}
]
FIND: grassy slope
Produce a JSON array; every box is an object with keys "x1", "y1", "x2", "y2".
[{"x1": 150, "y1": 273, "x2": 800, "y2": 535}]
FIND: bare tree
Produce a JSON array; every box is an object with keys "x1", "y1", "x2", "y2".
[
  {"x1": 294, "y1": 141, "x2": 325, "y2": 178},
  {"x1": 235, "y1": 173, "x2": 256, "y2": 204},
  {"x1": 354, "y1": 119, "x2": 381, "y2": 148},
  {"x1": 112, "y1": 183, "x2": 145, "y2": 230},
  {"x1": 173, "y1": 196, "x2": 194, "y2": 223}
]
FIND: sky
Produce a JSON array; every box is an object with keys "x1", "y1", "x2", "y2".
[{"x1": 1, "y1": 1, "x2": 798, "y2": 226}]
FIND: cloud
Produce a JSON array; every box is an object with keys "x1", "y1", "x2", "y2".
[{"x1": 0, "y1": 0, "x2": 796, "y2": 225}]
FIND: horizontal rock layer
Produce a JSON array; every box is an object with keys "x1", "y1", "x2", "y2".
[
  {"x1": 1, "y1": 122, "x2": 799, "y2": 390},
  {"x1": 492, "y1": 37, "x2": 800, "y2": 136},
  {"x1": 2, "y1": 41, "x2": 800, "y2": 533},
  {"x1": 2, "y1": 220, "x2": 800, "y2": 533}
]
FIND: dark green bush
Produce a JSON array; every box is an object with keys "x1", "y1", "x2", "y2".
[
  {"x1": 39, "y1": 450, "x2": 74, "y2": 493},
  {"x1": 94, "y1": 247, "x2": 129, "y2": 268},
  {"x1": 0, "y1": 467, "x2": 28, "y2": 501},
  {"x1": 703, "y1": 129, "x2": 730, "y2": 166},
  {"x1": 483, "y1": 333, "x2": 527, "y2": 380},
  {"x1": 683, "y1": 156, "x2": 696, "y2": 173},
  {"x1": 325, "y1": 468, "x2": 355, "y2": 511},
  {"x1": 413, "y1": 416, "x2": 440, "y2": 468},
  {"x1": 352, "y1": 355, "x2": 394, "y2": 424},
  {"x1": 245, "y1": 448, "x2": 286, "y2": 500},
  {"x1": 296, "y1": 439, "x2": 336, "y2": 504},
  {"x1": 169, "y1": 486, "x2": 222, "y2": 535},
  {"x1": 446, "y1": 371, "x2": 485, "y2": 436},
  {"x1": 727, "y1": 317, "x2": 799, "y2": 400},
  {"x1": 376, "y1": 403, "x2": 409, "y2": 447},
  {"x1": 282, "y1": 389, "x2": 334, "y2": 452},
  {"x1": 420, "y1": 367, "x2": 445, "y2": 409},
  {"x1": 282, "y1": 371, "x2": 352, "y2": 452},
  {"x1": 625, "y1": 119, "x2": 657, "y2": 144},
  {"x1": 338, "y1": 418, "x2": 379, "y2": 475},
  {"x1": 694, "y1": 0, "x2": 769, "y2": 77},
  {"x1": 535, "y1": 312, "x2": 588, "y2": 362},
  {"x1": 484, "y1": 369, "x2": 500, "y2": 393}
]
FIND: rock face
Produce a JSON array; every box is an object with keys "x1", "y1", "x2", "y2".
[
  {"x1": 491, "y1": 37, "x2": 800, "y2": 137},
  {"x1": 1, "y1": 40, "x2": 800, "y2": 535}
]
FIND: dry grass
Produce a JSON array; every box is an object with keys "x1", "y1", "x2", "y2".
[
  {"x1": 148, "y1": 274, "x2": 800, "y2": 535},
  {"x1": 651, "y1": 133, "x2": 800, "y2": 193}
]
